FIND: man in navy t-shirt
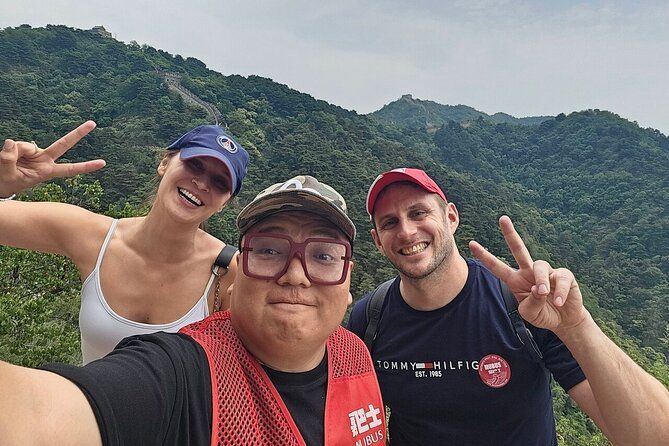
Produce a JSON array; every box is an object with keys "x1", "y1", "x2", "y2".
[{"x1": 348, "y1": 168, "x2": 669, "y2": 445}]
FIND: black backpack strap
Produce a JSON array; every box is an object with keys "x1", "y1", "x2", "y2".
[
  {"x1": 499, "y1": 279, "x2": 544, "y2": 364},
  {"x1": 214, "y1": 245, "x2": 238, "y2": 270},
  {"x1": 363, "y1": 278, "x2": 395, "y2": 352}
]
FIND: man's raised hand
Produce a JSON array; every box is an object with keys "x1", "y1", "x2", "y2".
[
  {"x1": 469, "y1": 215, "x2": 589, "y2": 333},
  {"x1": 0, "y1": 121, "x2": 105, "y2": 197}
]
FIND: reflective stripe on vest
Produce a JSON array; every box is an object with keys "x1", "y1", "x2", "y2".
[{"x1": 180, "y1": 311, "x2": 386, "y2": 446}]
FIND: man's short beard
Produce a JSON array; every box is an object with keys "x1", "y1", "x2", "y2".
[{"x1": 392, "y1": 234, "x2": 455, "y2": 281}]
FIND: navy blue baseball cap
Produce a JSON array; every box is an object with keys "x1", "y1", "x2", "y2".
[{"x1": 168, "y1": 125, "x2": 250, "y2": 196}]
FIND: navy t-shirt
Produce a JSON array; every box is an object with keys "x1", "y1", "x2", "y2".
[{"x1": 348, "y1": 258, "x2": 586, "y2": 446}]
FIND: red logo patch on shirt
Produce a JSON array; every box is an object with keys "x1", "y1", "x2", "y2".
[{"x1": 478, "y1": 354, "x2": 511, "y2": 388}]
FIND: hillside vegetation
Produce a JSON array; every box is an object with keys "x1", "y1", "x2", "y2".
[{"x1": 0, "y1": 25, "x2": 667, "y2": 445}]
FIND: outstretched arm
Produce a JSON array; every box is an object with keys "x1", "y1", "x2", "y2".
[
  {"x1": 0, "y1": 361, "x2": 101, "y2": 446},
  {"x1": 558, "y1": 315, "x2": 669, "y2": 445},
  {"x1": 469, "y1": 216, "x2": 669, "y2": 446}
]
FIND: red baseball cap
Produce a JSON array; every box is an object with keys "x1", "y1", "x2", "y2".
[{"x1": 366, "y1": 168, "x2": 447, "y2": 216}]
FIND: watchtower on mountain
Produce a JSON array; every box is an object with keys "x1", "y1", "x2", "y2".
[{"x1": 88, "y1": 26, "x2": 112, "y2": 38}]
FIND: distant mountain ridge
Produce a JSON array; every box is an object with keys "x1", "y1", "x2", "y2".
[{"x1": 370, "y1": 94, "x2": 552, "y2": 130}]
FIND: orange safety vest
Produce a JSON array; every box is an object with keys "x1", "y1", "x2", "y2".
[{"x1": 180, "y1": 311, "x2": 386, "y2": 446}]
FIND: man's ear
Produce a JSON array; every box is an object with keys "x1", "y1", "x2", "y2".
[
  {"x1": 446, "y1": 202, "x2": 460, "y2": 234},
  {"x1": 371, "y1": 228, "x2": 386, "y2": 254}
]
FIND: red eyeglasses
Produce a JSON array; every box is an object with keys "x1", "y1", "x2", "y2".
[{"x1": 241, "y1": 233, "x2": 352, "y2": 285}]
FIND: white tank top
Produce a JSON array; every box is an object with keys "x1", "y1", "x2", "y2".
[{"x1": 79, "y1": 219, "x2": 215, "y2": 364}]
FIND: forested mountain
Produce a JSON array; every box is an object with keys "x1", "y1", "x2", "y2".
[
  {"x1": 1, "y1": 25, "x2": 667, "y2": 445},
  {"x1": 432, "y1": 114, "x2": 669, "y2": 353},
  {"x1": 370, "y1": 94, "x2": 552, "y2": 130}
]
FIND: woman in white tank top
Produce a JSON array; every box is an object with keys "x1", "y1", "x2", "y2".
[{"x1": 0, "y1": 121, "x2": 249, "y2": 363}]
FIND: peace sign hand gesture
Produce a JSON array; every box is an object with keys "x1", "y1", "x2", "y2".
[
  {"x1": 469, "y1": 216, "x2": 589, "y2": 334},
  {"x1": 0, "y1": 121, "x2": 105, "y2": 198}
]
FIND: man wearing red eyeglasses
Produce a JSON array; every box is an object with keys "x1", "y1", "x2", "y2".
[{"x1": 0, "y1": 175, "x2": 386, "y2": 446}]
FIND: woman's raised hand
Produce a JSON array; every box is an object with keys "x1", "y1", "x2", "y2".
[{"x1": 0, "y1": 121, "x2": 106, "y2": 197}]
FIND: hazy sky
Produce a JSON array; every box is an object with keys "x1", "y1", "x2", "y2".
[{"x1": 2, "y1": 1, "x2": 668, "y2": 134}]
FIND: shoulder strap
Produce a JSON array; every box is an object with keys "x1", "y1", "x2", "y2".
[
  {"x1": 498, "y1": 280, "x2": 544, "y2": 364},
  {"x1": 363, "y1": 278, "x2": 395, "y2": 352},
  {"x1": 93, "y1": 219, "x2": 119, "y2": 270},
  {"x1": 214, "y1": 245, "x2": 238, "y2": 269},
  {"x1": 211, "y1": 246, "x2": 238, "y2": 313}
]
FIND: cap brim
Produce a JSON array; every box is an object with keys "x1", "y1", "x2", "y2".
[
  {"x1": 237, "y1": 190, "x2": 356, "y2": 241},
  {"x1": 179, "y1": 148, "x2": 238, "y2": 195}
]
